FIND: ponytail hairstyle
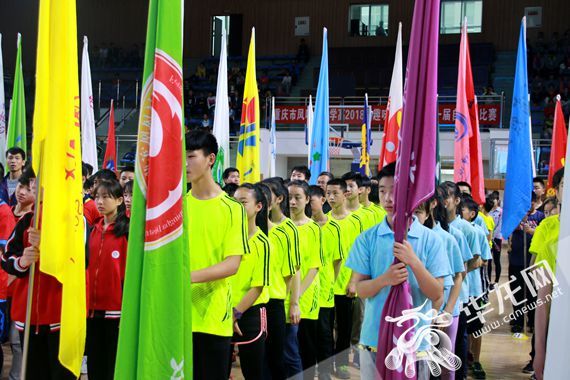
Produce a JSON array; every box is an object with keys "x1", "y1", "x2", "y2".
[
  {"x1": 440, "y1": 181, "x2": 463, "y2": 216},
  {"x1": 288, "y1": 180, "x2": 312, "y2": 218},
  {"x1": 433, "y1": 186, "x2": 450, "y2": 232},
  {"x1": 237, "y1": 183, "x2": 269, "y2": 235},
  {"x1": 94, "y1": 180, "x2": 129, "y2": 238},
  {"x1": 262, "y1": 177, "x2": 290, "y2": 217}
]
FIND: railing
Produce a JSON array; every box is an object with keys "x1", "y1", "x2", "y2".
[{"x1": 489, "y1": 138, "x2": 552, "y2": 179}]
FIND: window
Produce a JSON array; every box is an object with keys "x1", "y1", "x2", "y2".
[
  {"x1": 349, "y1": 4, "x2": 389, "y2": 37},
  {"x1": 440, "y1": 0, "x2": 482, "y2": 34}
]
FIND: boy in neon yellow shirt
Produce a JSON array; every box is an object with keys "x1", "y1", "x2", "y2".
[
  {"x1": 185, "y1": 131, "x2": 248, "y2": 380},
  {"x1": 359, "y1": 175, "x2": 386, "y2": 225}
]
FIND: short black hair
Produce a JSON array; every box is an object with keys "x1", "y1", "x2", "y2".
[
  {"x1": 84, "y1": 162, "x2": 94, "y2": 176},
  {"x1": 82, "y1": 162, "x2": 90, "y2": 178},
  {"x1": 318, "y1": 171, "x2": 334, "y2": 180},
  {"x1": 222, "y1": 183, "x2": 239, "y2": 197},
  {"x1": 461, "y1": 195, "x2": 479, "y2": 221},
  {"x1": 553, "y1": 168, "x2": 564, "y2": 189},
  {"x1": 341, "y1": 172, "x2": 363, "y2": 187},
  {"x1": 291, "y1": 165, "x2": 311, "y2": 181},
  {"x1": 223, "y1": 167, "x2": 239, "y2": 180},
  {"x1": 533, "y1": 177, "x2": 545, "y2": 187},
  {"x1": 360, "y1": 176, "x2": 372, "y2": 188},
  {"x1": 6, "y1": 147, "x2": 26, "y2": 160},
  {"x1": 18, "y1": 166, "x2": 36, "y2": 187},
  {"x1": 309, "y1": 185, "x2": 325, "y2": 198},
  {"x1": 456, "y1": 181, "x2": 472, "y2": 193},
  {"x1": 544, "y1": 196, "x2": 558, "y2": 210},
  {"x1": 326, "y1": 178, "x2": 347, "y2": 192},
  {"x1": 377, "y1": 162, "x2": 396, "y2": 182},
  {"x1": 120, "y1": 166, "x2": 135, "y2": 175},
  {"x1": 124, "y1": 180, "x2": 134, "y2": 193},
  {"x1": 484, "y1": 195, "x2": 494, "y2": 213},
  {"x1": 93, "y1": 169, "x2": 118, "y2": 182},
  {"x1": 369, "y1": 181, "x2": 379, "y2": 203},
  {"x1": 185, "y1": 130, "x2": 218, "y2": 156}
]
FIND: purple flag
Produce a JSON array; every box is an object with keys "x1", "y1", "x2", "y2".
[{"x1": 376, "y1": 0, "x2": 440, "y2": 378}]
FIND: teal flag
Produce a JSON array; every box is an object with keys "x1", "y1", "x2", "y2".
[
  {"x1": 115, "y1": 0, "x2": 192, "y2": 378},
  {"x1": 6, "y1": 33, "x2": 26, "y2": 152}
]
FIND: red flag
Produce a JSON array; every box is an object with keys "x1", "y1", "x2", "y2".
[
  {"x1": 454, "y1": 20, "x2": 485, "y2": 204},
  {"x1": 103, "y1": 99, "x2": 117, "y2": 172},
  {"x1": 548, "y1": 95, "x2": 567, "y2": 189}
]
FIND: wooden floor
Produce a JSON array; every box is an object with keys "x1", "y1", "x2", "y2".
[{"x1": 0, "y1": 248, "x2": 533, "y2": 379}]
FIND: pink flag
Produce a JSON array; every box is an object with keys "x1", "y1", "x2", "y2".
[
  {"x1": 376, "y1": 0, "x2": 440, "y2": 378},
  {"x1": 454, "y1": 20, "x2": 485, "y2": 204}
]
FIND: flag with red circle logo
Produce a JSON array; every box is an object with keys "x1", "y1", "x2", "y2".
[{"x1": 115, "y1": 0, "x2": 191, "y2": 378}]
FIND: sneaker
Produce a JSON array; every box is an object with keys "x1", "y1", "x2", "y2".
[
  {"x1": 523, "y1": 361, "x2": 534, "y2": 374},
  {"x1": 473, "y1": 362, "x2": 486, "y2": 379},
  {"x1": 335, "y1": 365, "x2": 351, "y2": 379}
]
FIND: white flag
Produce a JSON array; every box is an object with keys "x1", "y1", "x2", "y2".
[
  {"x1": 0, "y1": 34, "x2": 6, "y2": 168},
  {"x1": 269, "y1": 97, "x2": 276, "y2": 177},
  {"x1": 81, "y1": 36, "x2": 98, "y2": 172},
  {"x1": 306, "y1": 94, "x2": 314, "y2": 166},
  {"x1": 212, "y1": 30, "x2": 230, "y2": 184}
]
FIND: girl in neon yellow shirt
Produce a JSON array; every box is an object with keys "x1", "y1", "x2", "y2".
[
  {"x1": 231, "y1": 183, "x2": 271, "y2": 379},
  {"x1": 288, "y1": 180, "x2": 322, "y2": 379}
]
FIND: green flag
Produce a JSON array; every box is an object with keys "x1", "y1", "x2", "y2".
[
  {"x1": 115, "y1": 0, "x2": 191, "y2": 378},
  {"x1": 6, "y1": 33, "x2": 26, "y2": 152}
]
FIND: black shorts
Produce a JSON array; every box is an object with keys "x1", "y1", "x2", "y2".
[{"x1": 464, "y1": 299, "x2": 486, "y2": 334}]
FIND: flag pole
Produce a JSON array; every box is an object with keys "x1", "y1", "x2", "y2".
[{"x1": 20, "y1": 142, "x2": 44, "y2": 379}]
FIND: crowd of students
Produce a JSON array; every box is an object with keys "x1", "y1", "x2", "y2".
[{"x1": 0, "y1": 129, "x2": 563, "y2": 380}]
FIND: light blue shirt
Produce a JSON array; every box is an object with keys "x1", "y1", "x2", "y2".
[
  {"x1": 346, "y1": 217, "x2": 450, "y2": 350},
  {"x1": 450, "y1": 217, "x2": 482, "y2": 298},
  {"x1": 448, "y1": 225, "x2": 473, "y2": 304},
  {"x1": 433, "y1": 223, "x2": 465, "y2": 317}
]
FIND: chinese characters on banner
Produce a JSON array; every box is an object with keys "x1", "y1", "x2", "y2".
[{"x1": 273, "y1": 103, "x2": 501, "y2": 126}]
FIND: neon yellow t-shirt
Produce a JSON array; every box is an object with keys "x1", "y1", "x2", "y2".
[
  {"x1": 297, "y1": 220, "x2": 322, "y2": 320},
  {"x1": 187, "y1": 191, "x2": 249, "y2": 337},
  {"x1": 479, "y1": 212, "x2": 495, "y2": 248},
  {"x1": 370, "y1": 203, "x2": 387, "y2": 224},
  {"x1": 333, "y1": 212, "x2": 364, "y2": 295},
  {"x1": 319, "y1": 218, "x2": 343, "y2": 308},
  {"x1": 268, "y1": 224, "x2": 296, "y2": 300},
  {"x1": 354, "y1": 204, "x2": 376, "y2": 231},
  {"x1": 529, "y1": 215, "x2": 560, "y2": 274},
  {"x1": 278, "y1": 218, "x2": 301, "y2": 269},
  {"x1": 231, "y1": 228, "x2": 271, "y2": 308}
]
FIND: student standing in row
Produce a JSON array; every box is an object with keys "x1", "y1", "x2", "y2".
[
  {"x1": 231, "y1": 183, "x2": 271, "y2": 379},
  {"x1": 87, "y1": 180, "x2": 129, "y2": 380},
  {"x1": 185, "y1": 131, "x2": 248, "y2": 380},
  {"x1": 347, "y1": 163, "x2": 449, "y2": 379},
  {"x1": 288, "y1": 181, "x2": 322, "y2": 379},
  {"x1": 263, "y1": 177, "x2": 302, "y2": 378}
]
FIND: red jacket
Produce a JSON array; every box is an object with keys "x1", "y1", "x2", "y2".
[
  {"x1": 87, "y1": 219, "x2": 127, "y2": 318},
  {"x1": 1, "y1": 212, "x2": 63, "y2": 329},
  {"x1": 0, "y1": 202, "x2": 16, "y2": 300},
  {"x1": 83, "y1": 198, "x2": 101, "y2": 227}
]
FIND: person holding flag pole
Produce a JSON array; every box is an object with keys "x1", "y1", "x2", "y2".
[
  {"x1": 3, "y1": 0, "x2": 87, "y2": 378},
  {"x1": 346, "y1": 0, "x2": 450, "y2": 379}
]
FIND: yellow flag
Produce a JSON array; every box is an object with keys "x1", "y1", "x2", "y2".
[
  {"x1": 236, "y1": 28, "x2": 260, "y2": 182},
  {"x1": 31, "y1": 0, "x2": 86, "y2": 376}
]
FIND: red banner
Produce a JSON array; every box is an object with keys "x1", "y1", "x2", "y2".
[{"x1": 274, "y1": 103, "x2": 501, "y2": 126}]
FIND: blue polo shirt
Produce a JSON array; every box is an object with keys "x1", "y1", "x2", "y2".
[
  {"x1": 448, "y1": 225, "x2": 473, "y2": 304},
  {"x1": 450, "y1": 217, "x2": 482, "y2": 298},
  {"x1": 473, "y1": 223, "x2": 492, "y2": 261},
  {"x1": 345, "y1": 217, "x2": 450, "y2": 350},
  {"x1": 433, "y1": 223, "x2": 466, "y2": 317}
]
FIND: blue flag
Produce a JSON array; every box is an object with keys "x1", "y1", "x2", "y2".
[
  {"x1": 502, "y1": 17, "x2": 533, "y2": 239},
  {"x1": 309, "y1": 28, "x2": 329, "y2": 184}
]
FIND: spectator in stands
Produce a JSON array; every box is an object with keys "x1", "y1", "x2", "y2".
[
  {"x1": 296, "y1": 39, "x2": 310, "y2": 63},
  {"x1": 375, "y1": 21, "x2": 388, "y2": 37},
  {"x1": 207, "y1": 92, "x2": 216, "y2": 113},
  {"x1": 260, "y1": 71, "x2": 270, "y2": 92},
  {"x1": 282, "y1": 71, "x2": 292, "y2": 95},
  {"x1": 187, "y1": 89, "x2": 197, "y2": 115},
  {"x1": 201, "y1": 114, "x2": 212, "y2": 132},
  {"x1": 195, "y1": 63, "x2": 206, "y2": 79}
]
